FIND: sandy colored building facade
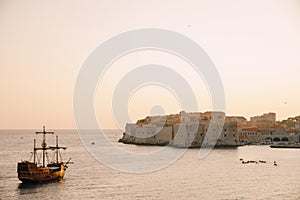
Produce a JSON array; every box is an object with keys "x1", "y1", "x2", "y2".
[{"x1": 120, "y1": 111, "x2": 239, "y2": 147}]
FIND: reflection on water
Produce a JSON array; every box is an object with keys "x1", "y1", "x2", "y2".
[{"x1": 17, "y1": 179, "x2": 65, "y2": 196}]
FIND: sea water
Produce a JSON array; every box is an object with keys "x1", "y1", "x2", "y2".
[{"x1": 0, "y1": 130, "x2": 300, "y2": 200}]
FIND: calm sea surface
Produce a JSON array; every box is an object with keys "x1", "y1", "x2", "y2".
[{"x1": 0, "y1": 129, "x2": 300, "y2": 200}]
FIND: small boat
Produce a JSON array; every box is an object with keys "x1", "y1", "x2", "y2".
[
  {"x1": 17, "y1": 126, "x2": 72, "y2": 183},
  {"x1": 259, "y1": 160, "x2": 267, "y2": 163}
]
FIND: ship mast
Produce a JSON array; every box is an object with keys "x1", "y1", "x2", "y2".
[
  {"x1": 56, "y1": 135, "x2": 59, "y2": 163},
  {"x1": 33, "y1": 139, "x2": 36, "y2": 163},
  {"x1": 49, "y1": 133, "x2": 67, "y2": 164},
  {"x1": 35, "y1": 126, "x2": 54, "y2": 167},
  {"x1": 34, "y1": 126, "x2": 67, "y2": 166}
]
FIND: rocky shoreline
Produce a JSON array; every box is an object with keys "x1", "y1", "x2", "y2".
[{"x1": 118, "y1": 136, "x2": 240, "y2": 149}]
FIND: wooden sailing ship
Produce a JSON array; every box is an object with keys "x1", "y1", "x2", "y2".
[{"x1": 17, "y1": 126, "x2": 71, "y2": 183}]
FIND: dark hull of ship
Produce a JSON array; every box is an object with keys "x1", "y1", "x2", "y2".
[{"x1": 17, "y1": 161, "x2": 66, "y2": 183}]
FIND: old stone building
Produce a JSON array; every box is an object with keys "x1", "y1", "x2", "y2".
[{"x1": 121, "y1": 112, "x2": 239, "y2": 147}]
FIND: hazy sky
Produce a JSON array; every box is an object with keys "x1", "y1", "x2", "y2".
[{"x1": 1, "y1": 0, "x2": 300, "y2": 129}]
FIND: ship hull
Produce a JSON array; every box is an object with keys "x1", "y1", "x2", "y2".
[{"x1": 17, "y1": 161, "x2": 66, "y2": 183}]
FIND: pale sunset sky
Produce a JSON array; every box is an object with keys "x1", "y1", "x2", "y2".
[{"x1": 1, "y1": 0, "x2": 300, "y2": 129}]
